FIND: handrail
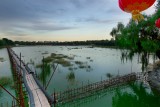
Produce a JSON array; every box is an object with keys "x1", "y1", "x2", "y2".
[
  {"x1": 8, "y1": 48, "x2": 35, "y2": 107},
  {"x1": 8, "y1": 48, "x2": 53, "y2": 106}
]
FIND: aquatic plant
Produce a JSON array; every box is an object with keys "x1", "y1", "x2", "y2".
[
  {"x1": 36, "y1": 64, "x2": 43, "y2": 68},
  {"x1": 68, "y1": 67, "x2": 73, "y2": 71},
  {"x1": 43, "y1": 56, "x2": 53, "y2": 63},
  {"x1": 90, "y1": 59, "x2": 93, "y2": 62},
  {"x1": 67, "y1": 56, "x2": 74, "y2": 60},
  {"x1": 75, "y1": 61, "x2": 84, "y2": 65},
  {"x1": 106, "y1": 73, "x2": 113, "y2": 79},
  {"x1": 0, "y1": 77, "x2": 12, "y2": 86},
  {"x1": 79, "y1": 65, "x2": 86, "y2": 69},
  {"x1": 86, "y1": 57, "x2": 91, "y2": 59},
  {"x1": 66, "y1": 71, "x2": 75, "y2": 80},
  {"x1": 54, "y1": 58, "x2": 71, "y2": 67},
  {"x1": 38, "y1": 63, "x2": 51, "y2": 87},
  {"x1": 51, "y1": 53, "x2": 68, "y2": 59}
]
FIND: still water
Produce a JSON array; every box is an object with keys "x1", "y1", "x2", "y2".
[{"x1": 0, "y1": 46, "x2": 160, "y2": 107}]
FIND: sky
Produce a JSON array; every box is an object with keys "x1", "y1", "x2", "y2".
[{"x1": 0, "y1": 0, "x2": 158, "y2": 41}]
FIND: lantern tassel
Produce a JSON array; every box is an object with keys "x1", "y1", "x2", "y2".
[{"x1": 131, "y1": 10, "x2": 144, "y2": 22}]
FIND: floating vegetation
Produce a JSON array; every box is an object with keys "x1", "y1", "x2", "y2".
[
  {"x1": 66, "y1": 71, "x2": 75, "y2": 81},
  {"x1": 43, "y1": 56, "x2": 53, "y2": 63},
  {"x1": 67, "y1": 56, "x2": 74, "y2": 60},
  {"x1": 72, "y1": 47, "x2": 80, "y2": 49},
  {"x1": 43, "y1": 53, "x2": 73, "y2": 67},
  {"x1": 0, "y1": 57, "x2": 5, "y2": 62},
  {"x1": 0, "y1": 77, "x2": 12, "y2": 87},
  {"x1": 51, "y1": 53, "x2": 68, "y2": 59},
  {"x1": 86, "y1": 57, "x2": 91, "y2": 59},
  {"x1": 89, "y1": 59, "x2": 93, "y2": 62},
  {"x1": 54, "y1": 58, "x2": 72, "y2": 67},
  {"x1": 79, "y1": 65, "x2": 86, "y2": 69},
  {"x1": 36, "y1": 64, "x2": 43, "y2": 68},
  {"x1": 68, "y1": 67, "x2": 74, "y2": 71},
  {"x1": 74, "y1": 61, "x2": 92, "y2": 71},
  {"x1": 75, "y1": 61, "x2": 83, "y2": 65},
  {"x1": 42, "y1": 53, "x2": 92, "y2": 71}
]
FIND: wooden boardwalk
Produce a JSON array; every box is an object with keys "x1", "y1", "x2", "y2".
[
  {"x1": 8, "y1": 48, "x2": 51, "y2": 107},
  {"x1": 54, "y1": 73, "x2": 137, "y2": 104}
]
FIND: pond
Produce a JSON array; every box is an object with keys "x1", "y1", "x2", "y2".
[{"x1": 0, "y1": 46, "x2": 160, "y2": 107}]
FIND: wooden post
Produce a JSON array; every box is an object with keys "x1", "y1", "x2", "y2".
[
  {"x1": 82, "y1": 81, "x2": 83, "y2": 93},
  {"x1": 19, "y1": 52, "x2": 25, "y2": 107},
  {"x1": 101, "y1": 76, "x2": 102, "y2": 82},
  {"x1": 54, "y1": 89, "x2": 56, "y2": 107},
  {"x1": 43, "y1": 56, "x2": 45, "y2": 88}
]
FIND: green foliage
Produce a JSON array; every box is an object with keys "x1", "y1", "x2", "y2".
[
  {"x1": 0, "y1": 77, "x2": 12, "y2": 86},
  {"x1": 43, "y1": 56, "x2": 53, "y2": 63},
  {"x1": 66, "y1": 71, "x2": 75, "y2": 80},
  {"x1": 38, "y1": 63, "x2": 51, "y2": 86},
  {"x1": 141, "y1": 40, "x2": 159, "y2": 52},
  {"x1": 0, "y1": 38, "x2": 15, "y2": 47},
  {"x1": 111, "y1": 10, "x2": 160, "y2": 53}
]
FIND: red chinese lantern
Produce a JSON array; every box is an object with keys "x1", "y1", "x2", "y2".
[
  {"x1": 119, "y1": 0, "x2": 156, "y2": 22},
  {"x1": 155, "y1": 18, "x2": 160, "y2": 28}
]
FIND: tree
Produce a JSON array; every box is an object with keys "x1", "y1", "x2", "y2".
[
  {"x1": 2, "y1": 38, "x2": 14, "y2": 46},
  {"x1": 110, "y1": 22, "x2": 125, "y2": 40}
]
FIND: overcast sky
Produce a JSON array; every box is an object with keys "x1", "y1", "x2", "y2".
[{"x1": 0, "y1": 0, "x2": 157, "y2": 41}]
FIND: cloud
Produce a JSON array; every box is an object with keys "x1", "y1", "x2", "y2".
[
  {"x1": 0, "y1": 0, "x2": 157, "y2": 41},
  {"x1": 75, "y1": 17, "x2": 130, "y2": 24},
  {"x1": 0, "y1": 18, "x2": 75, "y2": 37}
]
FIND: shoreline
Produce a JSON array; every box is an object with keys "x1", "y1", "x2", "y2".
[{"x1": 147, "y1": 61, "x2": 160, "y2": 92}]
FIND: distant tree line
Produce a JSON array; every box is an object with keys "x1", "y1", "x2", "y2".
[
  {"x1": 0, "y1": 38, "x2": 116, "y2": 47},
  {"x1": 0, "y1": 38, "x2": 14, "y2": 47}
]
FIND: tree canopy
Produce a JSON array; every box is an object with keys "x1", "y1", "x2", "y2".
[{"x1": 110, "y1": 8, "x2": 160, "y2": 54}]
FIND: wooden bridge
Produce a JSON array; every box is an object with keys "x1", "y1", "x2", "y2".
[
  {"x1": 6, "y1": 47, "x2": 146, "y2": 107},
  {"x1": 7, "y1": 48, "x2": 54, "y2": 107}
]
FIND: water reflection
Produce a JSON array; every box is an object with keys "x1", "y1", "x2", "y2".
[
  {"x1": 0, "y1": 89, "x2": 2, "y2": 97},
  {"x1": 120, "y1": 50, "x2": 158, "y2": 72},
  {"x1": 113, "y1": 82, "x2": 160, "y2": 107},
  {"x1": 57, "y1": 81, "x2": 160, "y2": 107}
]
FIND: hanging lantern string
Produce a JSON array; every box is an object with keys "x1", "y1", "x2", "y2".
[{"x1": 131, "y1": 10, "x2": 144, "y2": 22}]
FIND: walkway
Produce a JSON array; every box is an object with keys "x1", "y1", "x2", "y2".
[{"x1": 7, "y1": 48, "x2": 51, "y2": 107}]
